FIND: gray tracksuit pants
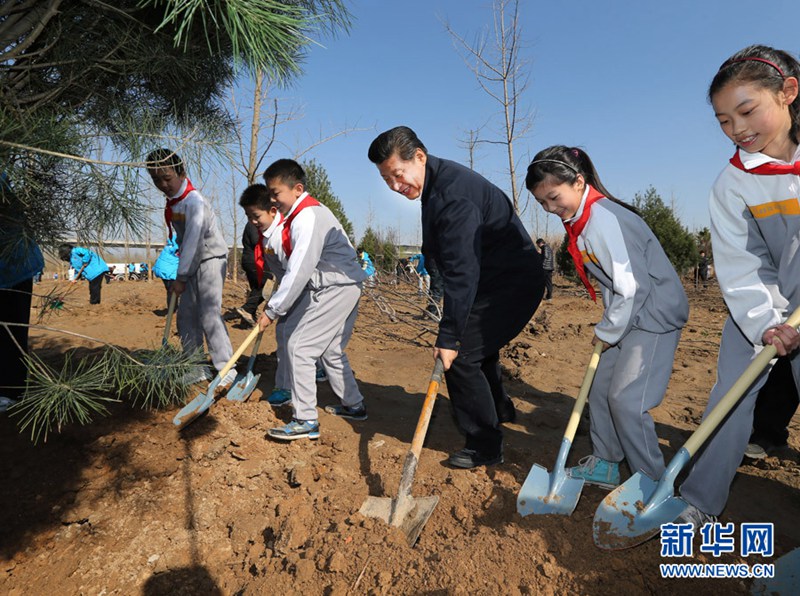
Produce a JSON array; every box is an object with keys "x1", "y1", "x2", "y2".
[
  {"x1": 680, "y1": 317, "x2": 800, "y2": 515},
  {"x1": 276, "y1": 283, "x2": 363, "y2": 421},
  {"x1": 177, "y1": 257, "x2": 233, "y2": 371},
  {"x1": 589, "y1": 328, "x2": 681, "y2": 480}
]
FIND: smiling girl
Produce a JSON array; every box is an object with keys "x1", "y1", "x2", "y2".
[
  {"x1": 526, "y1": 146, "x2": 688, "y2": 493},
  {"x1": 677, "y1": 45, "x2": 800, "y2": 527}
]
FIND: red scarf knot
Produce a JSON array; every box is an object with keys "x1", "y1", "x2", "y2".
[{"x1": 564, "y1": 185, "x2": 604, "y2": 302}]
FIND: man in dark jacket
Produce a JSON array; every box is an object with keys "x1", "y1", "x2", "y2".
[{"x1": 369, "y1": 126, "x2": 545, "y2": 468}]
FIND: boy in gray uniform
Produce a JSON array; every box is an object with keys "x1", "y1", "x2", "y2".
[
  {"x1": 147, "y1": 148, "x2": 235, "y2": 385},
  {"x1": 256, "y1": 159, "x2": 367, "y2": 441}
]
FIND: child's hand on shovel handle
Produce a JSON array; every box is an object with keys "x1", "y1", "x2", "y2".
[
  {"x1": 763, "y1": 323, "x2": 800, "y2": 356},
  {"x1": 258, "y1": 312, "x2": 274, "y2": 331},
  {"x1": 433, "y1": 347, "x2": 458, "y2": 371}
]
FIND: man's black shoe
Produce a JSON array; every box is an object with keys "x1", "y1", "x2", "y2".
[
  {"x1": 447, "y1": 448, "x2": 503, "y2": 469},
  {"x1": 497, "y1": 403, "x2": 517, "y2": 424}
]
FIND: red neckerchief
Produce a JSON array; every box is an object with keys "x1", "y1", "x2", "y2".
[
  {"x1": 564, "y1": 185, "x2": 604, "y2": 302},
  {"x1": 254, "y1": 231, "x2": 265, "y2": 285},
  {"x1": 281, "y1": 195, "x2": 320, "y2": 258},
  {"x1": 730, "y1": 150, "x2": 800, "y2": 175},
  {"x1": 164, "y1": 179, "x2": 195, "y2": 238}
]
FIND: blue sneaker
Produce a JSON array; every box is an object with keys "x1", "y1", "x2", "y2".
[
  {"x1": 315, "y1": 367, "x2": 328, "y2": 383},
  {"x1": 324, "y1": 403, "x2": 367, "y2": 421},
  {"x1": 267, "y1": 388, "x2": 291, "y2": 407},
  {"x1": 568, "y1": 455, "x2": 620, "y2": 489},
  {"x1": 267, "y1": 419, "x2": 320, "y2": 441}
]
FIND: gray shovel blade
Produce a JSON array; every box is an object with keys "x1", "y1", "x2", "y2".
[
  {"x1": 226, "y1": 372, "x2": 260, "y2": 402},
  {"x1": 593, "y1": 471, "x2": 687, "y2": 550},
  {"x1": 359, "y1": 495, "x2": 439, "y2": 547},
  {"x1": 173, "y1": 390, "x2": 215, "y2": 428},
  {"x1": 517, "y1": 464, "x2": 584, "y2": 516},
  {"x1": 751, "y1": 546, "x2": 800, "y2": 595}
]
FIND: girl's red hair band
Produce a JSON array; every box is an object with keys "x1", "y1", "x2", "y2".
[{"x1": 722, "y1": 56, "x2": 785, "y2": 78}]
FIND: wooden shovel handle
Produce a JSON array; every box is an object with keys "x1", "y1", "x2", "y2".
[
  {"x1": 684, "y1": 305, "x2": 800, "y2": 457},
  {"x1": 162, "y1": 292, "x2": 178, "y2": 346},
  {"x1": 563, "y1": 342, "x2": 603, "y2": 444},
  {"x1": 216, "y1": 326, "x2": 261, "y2": 380},
  {"x1": 409, "y1": 359, "x2": 445, "y2": 459}
]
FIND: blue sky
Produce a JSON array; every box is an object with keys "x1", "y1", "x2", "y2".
[{"x1": 208, "y1": 0, "x2": 800, "y2": 245}]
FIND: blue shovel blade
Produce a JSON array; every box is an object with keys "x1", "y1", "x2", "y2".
[
  {"x1": 593, "y1": 471, "x2": 687, "y2": 550},
  {"x1": 517, "y1": 464, "x2": 584, "y2": 516},
  {"x1": 173, "y1": 391, "x2": 215, "y2": 428},
  {"x1": 751, "y1": 546, "x2": 800, "y2": 595},
  {"x1": 226, "y1": 372, "x2": 260, "y2": 402}
]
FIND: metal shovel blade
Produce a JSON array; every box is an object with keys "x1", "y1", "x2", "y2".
[
  {"x1": 592, "y1": 455, "x2": 689, "y2": 550},
  {"x1": 173, "y1": 390, "x2": 215, "y2": 429},
  {"x1": 359, "y1": 494, "x2": 440, "y2": 547},
  {"x1": 226, "y1": 372, "x2": 261, "y2": 402},
  {"x1": 517, "y1": 463, "x2": 584, "y2": 516},
  {"x1": 751, "y1": 546, "x2": 800, "y2": 595}
]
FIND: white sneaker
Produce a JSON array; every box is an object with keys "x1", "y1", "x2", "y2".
[
  {"x1": 181, "y1": 365, "x2": 212, "y2": 385},
  {"x1": 0, "y1": 396, "x2": 19, "y2": 414},
  {"x1": 676, "y1": 502, "x2": 716, "y2": 529},
  {"x1": 744, "y1": 443, "x2": 768, "y2": 460},
  {"x1": 220, "y1": 368, "x2": 238, "y2": 387}
]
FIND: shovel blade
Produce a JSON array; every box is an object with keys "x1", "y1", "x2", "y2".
[
  {"x1": 518, "y1": 464, "x2": 584, "y2": 516},
  {"x1": 359, "y1": 495, "x2": 439, "y2": 547},
  {"x1": 226, "y1": 372, "x2": 261, "y2": 402},
  {"x1": 593, "y1": 472, "x2": 686, "y2": 550},
  {"x1": 751, "y1": 546, "x2": 800, "y2": 595},
  {"x1": 173, "y1": 391, "x2": 214, "y2": 429}
]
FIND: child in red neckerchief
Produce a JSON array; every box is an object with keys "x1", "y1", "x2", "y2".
[
  {"x1": 677, "y1": 45, "x2": 800, "y2": 529},
  {"x1": 146, "y1": 148, "x2": 236, "y2": 387},
  {"x1": 526, "y1": 146, "x2": 688, "y2": 496},
  {"x1": 256, "y1": 159, "x2": 367, "y2": 441}
]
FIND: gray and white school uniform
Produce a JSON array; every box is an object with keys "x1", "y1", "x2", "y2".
[
  {"x1": 576, "y1": 188, "x2": 689, "y2": 480},
  {"x1": 169, "y1": 179, "x2": 233, "y2": 370},
  {"x1": 680, "y1": 148, "x2": 800, "y2": 516},
  {"x1": 265, "y1": 193, "x2": 367, "y2": 422}
]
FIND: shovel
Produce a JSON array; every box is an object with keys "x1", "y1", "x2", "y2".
[
  {"x1": 593, "y1": 305, "x2": 800, "y2": 550},
  {"x1": 517, "y1": 342, "x2": 603, "y2": 516},
  {"x1": 359, "y1": 358, "x2": 444, "y2": 546},
  {"x1": 225, "y1": 331, "x2": 264, "y2": 402},
  {"x1": 751, "y1": 546, "x2": 800, "y2": 595},
  {"x1": 173, "y1": 326, "x2": 261, "y2": 429},
  {"x1": 163, "y1": 292, "x2": 177, "y2": 347}
]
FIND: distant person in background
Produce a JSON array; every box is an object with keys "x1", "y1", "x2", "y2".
[
  {"x1": 697, "y1": 250, "x2": 710, "y2": 288},
  {"x1": 237, "y1": 220, "x2": 271, "y2": 327},
  {"x1": 425, "y1": 255, "x2": 444, "y2": 319},
  {"x1": 153, "y1": 234, "x2": 180, "y2": 309},
  {"x1": 58, "y1": 244, "x2": 109, "y2": 304},
  {"x1": 536, "y1": 238, "x2": 555, "y2": 300},
  {"x1": 408, "y1": 253, "x2": 430, "y2": 296},
  {"x1": 357, "y1": 248, "x2": 376, "y2": 287}
]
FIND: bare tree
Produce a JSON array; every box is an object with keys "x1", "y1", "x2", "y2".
[{"x1": 444, "y1": 0, "x2": 533, "y2": 212}]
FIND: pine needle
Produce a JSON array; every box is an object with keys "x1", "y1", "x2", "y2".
[
  {"x1": 105, "y1": 344, "x2": 203, "y2": 410},
  {"x1": 12, "y1": 351, "x2": 118, "y2": 443}
]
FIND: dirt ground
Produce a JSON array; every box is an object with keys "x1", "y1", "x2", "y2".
[{"x1": 1, "y1": 275, "x2": 799, "y2": 595}]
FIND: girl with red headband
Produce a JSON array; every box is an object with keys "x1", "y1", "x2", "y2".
[
  {"x1": 677, "y1": 45, "x2": 800, "y2": 528},
  {"x1": 526, "y1": 146, "x2": 688, "y2": 494}
]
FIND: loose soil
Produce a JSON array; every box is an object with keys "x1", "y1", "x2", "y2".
[{"x1": 1, "y1": 276, "x2": 798, "y2": 595}]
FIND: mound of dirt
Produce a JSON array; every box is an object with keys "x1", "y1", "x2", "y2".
[{"x1": 1, "y1": 277, "x2": 798, "y2": 595}]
